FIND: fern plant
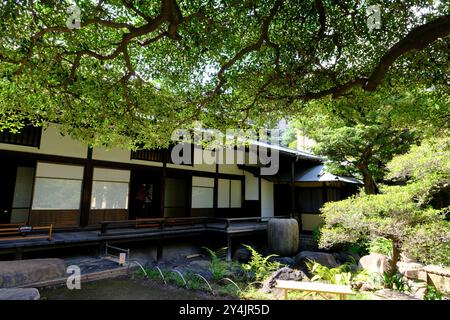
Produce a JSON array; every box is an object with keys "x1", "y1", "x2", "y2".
[
  {"x1": 203, "y1": 247, "x2": 231, "y2": 280},
  {"x1": 306, "y1": 259, "x2": 382, "y2": 288},
  {"x1": 382, "y1": 272, "x2": 407, "y2": 292},
  {"x1": 241, "y1": 245, "x2": 281, "y2": 281},
  {"x1": 306, "y1": 259, "x2": 353, "y2": 285}
]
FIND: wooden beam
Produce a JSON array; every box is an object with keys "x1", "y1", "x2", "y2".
[
  {"x1": 160, "y1": 161, "x2": 167, "y2": 217},
  {"x1": 80, "y1": 147, "x2": 93, "y2": 227}
]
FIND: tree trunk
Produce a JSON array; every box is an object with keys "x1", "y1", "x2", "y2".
[
  {"x1": 389, "y1": 239, "x2": 401, "y2": 276},
  {"x1": 360, "y1": 165, "x2": 378, "y2": 195}
]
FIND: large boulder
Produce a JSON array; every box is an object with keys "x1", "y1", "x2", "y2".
[
  {"x1": 358, "y1": 254, "x2": 390, "y2": 274},
  {"x1": 268, "y1": 218, "x2": 299, "y2": 256},
  {"x1": 261, "y1": 267, "x2": 309, "y2": 293},
  {"x1": 0, "y1": 258, "x2": 66, "y2": 288},
  {"x1": 0, "y1": 288, "x2": 40, "y2": 300},
  {"x1": 422, "y1": 265, "x2": 450, "y2": 293},
  {"x1": 294, "y1": 251, "x2": 339, "y2": 269}
]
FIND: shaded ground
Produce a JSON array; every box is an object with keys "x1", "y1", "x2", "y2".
[{"x1": 39, "y1": 276, "x2": 223, "y2": 300}]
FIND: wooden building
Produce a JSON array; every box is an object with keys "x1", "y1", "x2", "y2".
[{"x1": 0, "y1": 124, "x2": 361, "y2": 253}]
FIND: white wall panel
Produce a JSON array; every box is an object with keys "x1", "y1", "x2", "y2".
[{"x1": 261, "y1": 179, "x2": 274, "y2": 217}]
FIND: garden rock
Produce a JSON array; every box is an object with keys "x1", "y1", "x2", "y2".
[
  {"x1": 374, "y1": 289, "x2": 419, "y2": 300},
  {"x1": 358, "y1": 254, "x2": 390, "y2": 274},
  {"x1": 400, "y1": 252, "x2": 418, "y2": 263},
  {"x1": 261, "y1": 267, "x2": 309, "y2": 293},
  {"x1": 233, "y1": 247, "x2": 252, "y2": 263},
  {"x1": 422, "y1": 265, "x2": 450, "y2": 293},
  {"x1": 268, "y1": 256, "x2": 295, "y2": 267},
  {"x1": 352, "y1": 281, "x2": 374, "y2": 292},
  {"x1": 0, "y1": 259, "x2": 66, "y2": 288},
  {"x1": 0, "y1": 288, "x2": 40, "y2": 300},
  {"x1": 294, "y1": 251, "x2": 338, "y2": 269},
  {"x1": 397, "y1": 262, "x2": 424, "y2": 279},
  {"x1": 187, "y1": 260, "x2": 211, "y2": 271},
  {"x1": 333, "y1": 252, "x2": 359, "y2": 265}
]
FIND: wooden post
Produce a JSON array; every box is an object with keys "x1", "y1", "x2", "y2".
[
  {"x1": 156, "y1": 239, "x2": 163, "y2": 261},
  {"x1": 258, "y1": 175, "x2": 262, "y2": 216},
  {"x1": 14, "y1": 248, "x2": 23, "y2": 260},
  {"x1": 80, "y1": 147, "x2": 93, "y2": 227},
  {"x1": 160, "y1": 162, "x2": 167, "y2": 217},
  {"x1": 213, "y1": 164, "x2": 218, "y2": 217},
  {"x1": 290, "y1": 159, "x2": 295, "y2": 219},
  {"x1": 226, "y1": 235, "x2": 232, "y2": 262}
]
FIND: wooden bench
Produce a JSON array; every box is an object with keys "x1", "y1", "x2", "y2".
[
  {"x1": 0, "y1": 223, "x2": 53, "y2": 241},
  {"x1": 275, "y1": 280, "x2": 356, "y2": 300}
]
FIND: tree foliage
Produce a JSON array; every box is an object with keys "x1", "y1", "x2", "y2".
[
  {"x1": 0, "y1": 1, "x2": 448, "y2": 147},
  {"x1": 319, "y1": 137, "x2": 450, "y2": 269},
  {"x1": 291, "y1": 88, "x2": 445, "y2": 193}
]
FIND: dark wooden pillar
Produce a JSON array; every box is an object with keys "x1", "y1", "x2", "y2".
[
  {"x1": 213, "y1": 164, "x2": 218, "y2": 217},
  {"x1": 80, "y1": 147, "x2": 93, "y2": 227},
  {"x1": 290, "y1": 159, "x2": 296, "y2": 218},
  {"x1": 160, "y1": 162, "x2": 167, "y2": 217},
  {"x1": 258, "y1": 175, "x2": 262, "y2": 216}
]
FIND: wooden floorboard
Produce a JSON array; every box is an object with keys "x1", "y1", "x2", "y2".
[{"x1": 0, "y1": 221, "x2": 268, "y2": 252}]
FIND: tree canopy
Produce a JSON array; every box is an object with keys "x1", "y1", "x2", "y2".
[
  {"x1": 0, "y1": 0, "x2": 449, "y2": 148},
  {"x1": 288, "y1": 87, "x2": 450, "y2": 193},
  {"x1": 319, "y1": 137, "x2": 450, "y2": 269}
]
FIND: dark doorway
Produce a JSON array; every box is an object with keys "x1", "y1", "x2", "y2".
[
  {"x1": 0, "y1": 159, "x2": 17, "y2": 223},
  {"x1": 129, "y1": 170, "x2": 162, "y2": 219},
  {"x1": 0, "y1": 156, "x2": 36, "y2": 224}
]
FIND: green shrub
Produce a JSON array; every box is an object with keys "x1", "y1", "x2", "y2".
[
  {"x1": 423, "y1": 285, "x2": 443, "y2": 300},
  {"x1": 135, "y1": 268, "x2": 164, "y2": 280},
  {"x1": 241, "y1": 245, "x2": 281, "y2": 281},
  {"x1": 367, "y1": 237, "x2": 393, "y2": 257},
  {"x1": 306, "y1": 260, "x2": 382, "y2": 289},
  {"x1": 312, "y1": 223, "x2": 324, "y2": 245},
  {"x1": 382, "y1": 272, "x2": 407, "y2": 292}
]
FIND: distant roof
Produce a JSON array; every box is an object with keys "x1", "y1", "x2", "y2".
[{"x1": 296, "y1": 164, "x2": 362, "y2": 184}]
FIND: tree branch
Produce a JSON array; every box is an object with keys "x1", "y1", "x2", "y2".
[
  {"x1": 209, "y1": 0, "x2": 285, "y2": 98},
  {"x1": 314, "y1": 0, "x2": 326, "y2": 40},
  {"x1": 364, "y1": 14, "x2": 450, "y2": 91},
  {"x1": 267, "y1": 14, "x2": 450, "y2": 102}
]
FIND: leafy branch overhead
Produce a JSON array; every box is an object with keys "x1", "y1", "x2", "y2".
[{"x1": 0, "y1": 0, "x2": 449, "y2": 147}]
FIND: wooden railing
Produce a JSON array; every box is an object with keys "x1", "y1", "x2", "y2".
[
  {"x1": 98, "y1": 216, "x2": 290, "y2": 236},
  {"x1": 0, "y1": 223, "x2": 53, "y2": 241},
  {"x1": 99, "y1": 216, "x2": 208, "y2": 235}
]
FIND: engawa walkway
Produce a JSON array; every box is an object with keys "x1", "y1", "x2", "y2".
[{"x1": 0, "y1": 217, "x2": 279, "y2": 259}]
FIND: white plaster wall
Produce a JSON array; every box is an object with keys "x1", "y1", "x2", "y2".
[
  {"x1": 218, "y1": 164, "x2": 244, "y2": 175},
  {"x1": 261, "y1": 179, "x2": 274, "y2": 218},
  {"x1": 301, "y1": 214, "x2": 324, "y2": 231},
  {"x1": 244, "y1": 171, "x2": 259, "y2": 201},
  {"x1": 93, "y1": 167, "x2": 130, "y2": 182},
  {"x1": 0, "y1": 124, "x2": 87, "y2": 158},
  {"x1": 218, "y1": 179, "x2": 230, "y2": 208},
  {"x1": 36, "y1": 162, "x2": 84, "y2": 179}
]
